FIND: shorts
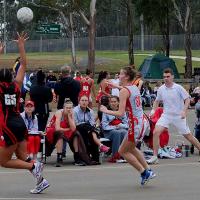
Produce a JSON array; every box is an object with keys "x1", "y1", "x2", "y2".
[
  {"x1": 27, "y1": 135, "x2": 41, "y2": 154},
  {"x1": 134, "y1": 116, "x2": 150, "y2": 141},
  {"x1": 156, "y1": 114, "x2": 190, "y2": 135},
  {"x1": 1, "y1": 115, "x2": 28, "y2": 146},
  {"x1": 126, "y1": 116, "x2": 149, "y2": 142}
]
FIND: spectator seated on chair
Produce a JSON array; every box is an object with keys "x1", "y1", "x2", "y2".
[
  {"x1": 45, "y1": 98, "x2": 90, "y2": 167},
  {"x1": 141, "y1": 81, "x2": 156, "y2": 107},
  {"x1": 74, "y1": 95, "x2": 110, "y2": 164},
  {"x1": 101, "y1": 96, "x2": 128, "y2": 162},
  {"x1": 21, "y1": 100, "x2": 41, "y2": 161}
]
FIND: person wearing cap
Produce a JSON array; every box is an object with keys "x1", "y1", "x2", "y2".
[{"x1": 21, "y1": 101, "x2": 40, "y2": 161}]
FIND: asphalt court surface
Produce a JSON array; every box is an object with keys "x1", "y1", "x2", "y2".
[{"x1": 0, "y1": 109, "x2": 200, "y2": 200}]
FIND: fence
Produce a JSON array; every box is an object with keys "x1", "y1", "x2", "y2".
[{"x1": 5, "y1": 34, "x2": 200, "y2": 53}]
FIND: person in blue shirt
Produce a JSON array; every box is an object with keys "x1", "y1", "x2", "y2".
[{"x1": 101, "y1": 96, "x2": 128, "y2": 162}]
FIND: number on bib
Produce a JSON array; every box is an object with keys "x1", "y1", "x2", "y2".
[
  {"x1": 4, "y1": 94, "x2": 16, "y2": 106},
  {"x1": 83, "y1": 85, "x2": 89, "y2": 91},
  {"x1": 135, "y1": 96, "x2": 141, "y2": 107}
]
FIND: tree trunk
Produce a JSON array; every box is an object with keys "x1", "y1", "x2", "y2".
[
  {"x1": 165, "y1": 7, "x2": 170, "y2": 57},
  {"x1": 69, "y1": 13, "x2": 77, "y2": 67},
  {"x1": 184, "y1": 30, "x2": 192, "y2": 78},
  {"x1": 88, "y1": 14, "x2": 96, "y2": 73},
  {"x1": 184, "y1": 10, "x2": 192, "y2": 78},
  {"x1": 127, "y1": 0, "x2": 134, "y2": 66}
]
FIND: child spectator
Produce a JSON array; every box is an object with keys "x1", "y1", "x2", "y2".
[{"x1": 21, "y1": 100, "x2": 40, "y2": 160}]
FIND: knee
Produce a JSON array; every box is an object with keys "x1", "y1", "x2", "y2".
[{"x1": 56, "y1": 138, "x2": 63, "y2": 147}]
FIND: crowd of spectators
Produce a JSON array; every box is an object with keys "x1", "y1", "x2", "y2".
[{"x1": 16, "y1": 60, "x2": 199, "y2": 167}]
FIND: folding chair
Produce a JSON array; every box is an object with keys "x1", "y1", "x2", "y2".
[{"x1": 38, "y1": 131, "x2": 47, "y2": 163}]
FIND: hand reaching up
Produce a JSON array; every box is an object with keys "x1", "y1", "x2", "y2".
[{"x1": 13, "y1": 32, "x2": 29, "y2": 46}]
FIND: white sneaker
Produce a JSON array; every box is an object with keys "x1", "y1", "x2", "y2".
[
  {"x1": 31, "y1": 162, "x2": 44, "y2": 183},
  {"x1": 116, "y1": 159, "x2": 127, "y2": 163},
  {"x1": 147, "y1": 156, "x2": 159, "y2": 164},
  {"x1": 30, "y1": 178, "x2": 50, "y2": 194}
]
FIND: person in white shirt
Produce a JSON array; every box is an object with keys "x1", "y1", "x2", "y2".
[
  {"x1": 147, "y1": 68, "x2": 200, "y2": 164},
  {"x1": 21, "y1": 100, "x2": 40, "y2": 161},
  {"x1": 111, "y1": 73, "x2": 120, "y2": 97}
]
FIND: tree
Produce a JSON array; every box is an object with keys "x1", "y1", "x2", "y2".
[
  {"x1": 136, "y1": 0, "x2": 172, "y2": 57},
  {"x1": 78, "y1": 0, "x2": 97, "y2": 73},
  {"x1": 171, "y1": 0, "x2": 192, "y2": 78},
  {"x1": 126, "y1": 0, "x2": 135, "y2": 65},
  {"x1": 114, "y1": 0, "x2": 135, "y2": 66}
]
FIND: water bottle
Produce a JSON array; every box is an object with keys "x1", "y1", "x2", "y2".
[
  {"x1": 184, "y1": 145, "x2": 190, "y2": 157},
  {"x1": 99, "y1": 152, "x2": 104, "y2": 164}
]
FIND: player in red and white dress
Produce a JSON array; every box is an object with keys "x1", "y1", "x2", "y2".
[
  {"x1": 80, "y1": 69, "x2": 96, "y2": 108},
  {"x1": 96, "y1": 71, "x2": 111, "y2": 105},
  {"x1": 100, "y1": 67, "x2": 156, "y2": 185}
]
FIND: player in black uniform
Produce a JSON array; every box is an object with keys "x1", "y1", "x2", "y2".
[{"x1": 0, "y1": 33, "x2": 49, "y2": 194}]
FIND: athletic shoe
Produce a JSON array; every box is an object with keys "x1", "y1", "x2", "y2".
[
  {"x1": 141, "y1": 169, "x2": 156, "y2": 185},
  {"x1": 116, "y1": 159, "x2": 127, "y2": 163},
  {"x1": 30, "y1": 178, "x2": 50, "y2": 194},
  {"x1": 100, "y1": 145, "x2": 110, "y2": 153},
  {"x1": 147, "y1": 156, "x2": 159, "y2": 164},
  {"x1": 74, "y1": 159, "x2": 86, "y2": 166},
  {"x1": 31, "y1": 162, "x2": 44, "y2": 183},
  {"x1": 55, "y1": 162, "x2": 62, "y2": 167},
  {"x1": 148, "y1": 169, "x2": 157, "y2": 179}
]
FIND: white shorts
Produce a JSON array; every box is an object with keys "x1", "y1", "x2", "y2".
[
  {"x1": 125, "y1": 115, "x2": 150, "y2": 142},
  {"x1": 156, "y1": 114, "x2": 190, "y2": 135}
]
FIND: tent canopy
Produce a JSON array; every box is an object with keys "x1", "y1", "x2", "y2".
[{"x1": 139, "y1": 54, "x2": 180, "y2": 79}]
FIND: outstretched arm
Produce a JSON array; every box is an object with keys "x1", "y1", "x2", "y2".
[{"x1": 14, "y1": 32, "x2": 28, "y2": 88}]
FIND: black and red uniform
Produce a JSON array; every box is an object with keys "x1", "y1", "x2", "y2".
[{"x1": 0, "y1": 82, "x2": 27, "y2": 146}]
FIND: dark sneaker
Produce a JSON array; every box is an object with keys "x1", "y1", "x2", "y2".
[
  {"x1": 55, "y1": 162, "x2": 63, "y2": 167},
  {"x1": 74, "y1": 160, "x2": 86, "y2": 166},
  {"x1": 141, "y1": 169, "x2": 156, "y2": 185}
]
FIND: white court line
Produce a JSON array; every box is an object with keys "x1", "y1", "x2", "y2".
[
  {"x1": 0, "y1": 199, "x2": 95, "y2": 200},
  {"x1": 0, "y1": 161, "x2": 199, "y2": 174}
]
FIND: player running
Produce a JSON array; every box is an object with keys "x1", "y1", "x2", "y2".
[{"x1": 100, "y1": 66, "x2": 156, "y2": 185}]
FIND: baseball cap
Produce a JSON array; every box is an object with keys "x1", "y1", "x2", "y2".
[{"x1": 25, "y1": 100, "x2": 34, "y2": 107}]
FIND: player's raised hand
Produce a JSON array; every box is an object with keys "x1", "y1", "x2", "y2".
[{"x1": 13, "y1": 32, "x2": 29, "y2": 45}]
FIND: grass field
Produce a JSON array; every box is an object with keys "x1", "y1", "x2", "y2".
[{"x1": 1, "y1": 50, "x2": 200, "y2": 74}]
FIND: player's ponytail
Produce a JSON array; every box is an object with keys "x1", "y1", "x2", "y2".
[{"x1": 0, "y1": 68, "x2": 13, "y2": 83}]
